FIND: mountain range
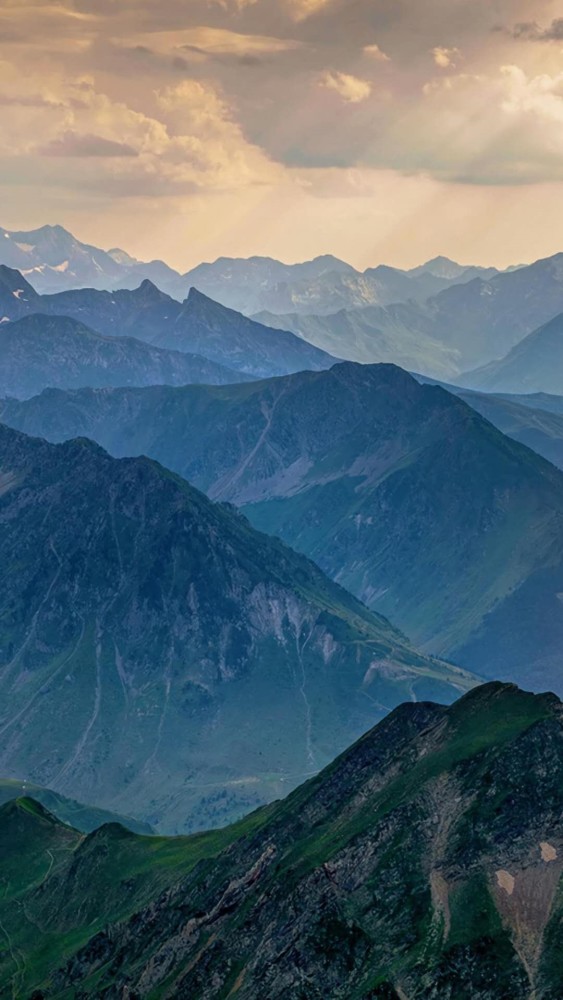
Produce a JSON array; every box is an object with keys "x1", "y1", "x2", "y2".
[
  {"x1": 0, "y1": 224, "x2": 500, "y2": 309},
  {"x1": 0, "y1": 224, "x2": 184, "y2": 297},
  {"x1": 0, "y1": 265, "x2": 337, "y2": 380},
  {"x1": 7, "y1": 235, "x2": 563, "y2": 386},
  {"x1": 184, "y1": 254, "x2": 498, "y2": 316},
  {"x1": 257, "y1": 252, "x2": 563, "y2": 379},
  {"x1": 0, "y1": 313, "x2": 253, "y2": 398},
  {"x1": 3, "y1": 363, "x2": 563, "y2": 691},
  {"x1": 254, "y1": 302, "x2": 461, "y2": 379},
  {"x1": 0, "y1": 420, "x2": 472, "y2": 832},
  {"x1": 1, "y1": 681, "x2": 562, "y2": 998}
]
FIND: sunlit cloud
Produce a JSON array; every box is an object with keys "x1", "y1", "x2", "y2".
[
  {"x1": 363, "y1": 44, "x2": 390, "y2": 62},
  {"x1": 319, "y1": 70, "x2": 372, "y2": 103},
  {"x1": 432, "y1": 46, "x2": 461, "y2": 68},
  {"x1": 1, "y1": 0, "x2": 563, "y2": 272},
  {"x1": 287, "y1": 0, "x2": 332, "y2": 23}
]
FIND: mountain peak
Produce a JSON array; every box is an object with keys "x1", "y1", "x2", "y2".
[
  {"x1": 410, "y1": 255, "x2": 468, "y2": 279},
  {"x1": 0, "y1": 264, "x2": 37, "y2": 291},
  {"x1": 185, "y1": 284, "x2": 215, "y2": 306},
  {"x1": 137, "y1": 277, "x2": 166, "y2": 299}
]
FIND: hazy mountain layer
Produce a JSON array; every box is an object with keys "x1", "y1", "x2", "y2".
[
  {"x1": 1, "y1": 683, "x2": 562, "y2": 999},
  {"x1": 0, "y1": 225, "x2": 498, "y2": 307},
  {"x1": 0, "y1": 224, "x2": 184, "y2": 296},
  {"x1": 462, "y1": 312, "x2": 563, "y2": 395},
  {"x1": 184, "y1": 254, "x2": 498, "y2": 315},
  {"x1": 256, "y1": 252, "x2": 563, "y2": 375},
  {"x1": 5, "y1": 364, "x2": 563, "y2": 689},
  {"x1": 0, "y1": 313, "x2": 251, "y2": 398},
  {"x1": 0, "y1": 266, "x2": 337, "y2": 378},
  {"x1": 0, "y1": 421, "x2": 472, "y2": 832},
  {"x1": 254, "y1": 303, "x2": 461, "y2": 378}
]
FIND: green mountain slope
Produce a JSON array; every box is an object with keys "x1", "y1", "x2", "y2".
[
  {"x1": 5, "y1": 364, "x2": 563, "y2": 689},
  {"x1": 0, "y1": 421, "x2": 472, "y2": 833},
  {"x1": 1, "y1": 683, "x2": 562, "y2": 998}
]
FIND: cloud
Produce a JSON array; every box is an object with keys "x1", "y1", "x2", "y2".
[
  {"x1": 505, "y1": 18, "x2": 563, "y2": 42},
  {"x1": 363, "y1": 43, "x2": 390, "y2": 62},
  {"x1": 39, "y1": 131, "x2": 139, "y2": 157},
  {"x1": 319, "y1": 71, "x2": 372, "y2": 103},
  {"x1": 0, "y1": 61, "x2": 280, "y2": 195},
  {"x1": 410, "y1": 64, "x2": 563, "y2": 184},
  {"x1": 432, "y1": 46, "x2": 461, "y2": 69},
  {"x1": 287, "y1": 0, "x2": 332, "y2": 23},
  {"x1": 123, "y1": 26, "x2": 301, "y2": 58}
]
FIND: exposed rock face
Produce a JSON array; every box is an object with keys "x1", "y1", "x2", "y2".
[
  {"x1": 0, "y1": 421, "x2": 471, "y2": 833},
  {"x1": 1, "y1": 683, "x2": 562, "y2": 999}
]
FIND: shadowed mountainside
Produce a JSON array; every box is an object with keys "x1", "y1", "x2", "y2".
[{"x1": 0, "y1": 420, "x2": 473, "y2": 833}]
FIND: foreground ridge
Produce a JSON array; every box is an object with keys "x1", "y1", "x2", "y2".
[{"x1": 0, "y1": 682, "x2": 561, "y2": 998}]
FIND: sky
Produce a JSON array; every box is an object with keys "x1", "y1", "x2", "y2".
[{"x1": 1, "y1": 0, "x2": 563, "y2": 270}]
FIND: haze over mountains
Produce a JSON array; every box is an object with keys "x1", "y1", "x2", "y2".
[
  {"x1": 2, "y1": 219, "x2": 563, "y2": 996},
  {"x1": 462, "y1": 312, "x2": 563, "y2": 395},
  {"x1": 1, "y1": 682, "x2": 562, "y2": 999},
  {"x1": 5, "y1": 225, "x2": 563, "y2": 389},
  {"x1": 184, "y1": 253, "x2": 499, "y2": 316},
  {"x1": 0, "y1": 223, "x2": 500, "y2": 308},
  {"x1": 0, "y1": 267, "x2": 336, "y2": 387},
  {"x1": 0, "y1": 421, "x2": 472, "y2": 832},
  {"x1": 257, "y1": 252, "x2": 563, "y2": 380},
  {"x1": 0, "y1": 313, "x2": 254, "y2": 398},
  {"x1": 5, "y1": 363, "x2": 563, "y2": 693},
  {"x1": 0, "y1": 224, "x2": 184, "y2": 297}
]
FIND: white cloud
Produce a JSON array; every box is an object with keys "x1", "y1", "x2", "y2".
[
  {"x1": 363, "y1": 44, "x2": 390, "y2": 62},
  {"x1": 320, "y1": 71, "x2": 372, "y2": 103},
  {"x1": 501, "y1": 64, "x2": 563, "y2": 125},
  {"x1": 432, "y1": 46, "x2": 461, "y2": 69}
]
